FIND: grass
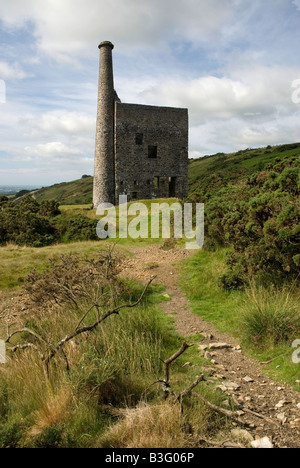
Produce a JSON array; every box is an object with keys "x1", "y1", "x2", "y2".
[
  {"x1": 0, "y1": 253, "x2": 232, "y2": 448},
  {"x1": 0, "y1": 241, "x2": 107, "y2": 291},
  {"x1": 34, "y1": 176, "x2": 93, "y2": 205},
  {"x1": 180, "y1": 249, "x2": 244, "y2": 336},
  {"x1": 180, "y1": 248, "x2": 300, "y2": 390},
  {"x1": 188, "y1": 142, "x2": 300, "y2": 195}
]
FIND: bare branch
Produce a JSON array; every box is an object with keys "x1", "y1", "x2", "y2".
[
  {"x1": 6, "y1": 327, "x2": 48, "y2": 346},
  {"x1": 7, "y1": 343, "x2": 45, "y2": 361},
  {"x1": 175, "y1": 375, "x2": 206, "y2": 403},
  {"x1": 163, "y1": 341, "x2": 193, "y2": 387},
  {"x1": 45, "y1": 276, "x2": 155, "y2": 367},
  {"x1": 75, "y1": 303, "x2": 99, "y2": 331},
  {"x1": 192, "y1": 392, "x2": 249, "y2": 427}
]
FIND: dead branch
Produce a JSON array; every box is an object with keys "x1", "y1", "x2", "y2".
[
  {"x1": 7, "y1": 343, "x2": 45, "y2": 361},
  {"x1": 260, "y1": 353, "x2": 286, "y2": 366},
  {"x1": 193, "y1": 390, "x2": 280, "y2": 428},
  {"x1": 6, "y1": 328, "x2": 49, "y2": 347},
  {"x1": 238, "y1": 406, "x2": 279, "y2": 427},
  {"x1": 75, "y1": 303, "x2": 99, "y2": 331},
  {"x1": 5, "y1": 276, "x2": 155, "y2": 376},
  {"x1": 175, "y1": 375, "x2": 206, "y2": 404},
  {"x1": 44, "y1": 276, "x2": 155, "y2": 367},
  {"x1": 146, "y1": 341, "x2": 194, "y2": 400},
  {"x1": 192, "y1": 392, "x2": 249, "y2": 427},
  {"x1": 163, "y1": 342, "x2": 193, "y2": 397}
]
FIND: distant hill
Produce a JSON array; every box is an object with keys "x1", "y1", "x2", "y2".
[
  {"x1": 29, "y1": 143, "x2": 300, "y2": 205},
  {"x1": 188, "y1": 142, "x2": 300, "y2": 197},
  {"x1": 33, "y1": 176, "x2": 93, "y2": 205}
]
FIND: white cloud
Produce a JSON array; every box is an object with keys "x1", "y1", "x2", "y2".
[
  {"x1": 0, "y1": 0, "x2": 300, "y2": 185},
  {"x1": 140, "y1": 65, "x2": 300, "y2": 125},
  {"x1": 0, "y1": 61, "x2": 29, "y2": 80},
  {"x1": 21, "y1": 111, "x2": 95, "y2": 138},
  {"x1": 0, "y1": 0, "x2": 235, "y2": 61},
  {"x1": 24, "y1": 141, "x2": 82, "y2": 159}
]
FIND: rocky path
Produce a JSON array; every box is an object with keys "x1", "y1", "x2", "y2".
[{"x1": 122, "y1": 244, "x2": 300, "y2": 448}]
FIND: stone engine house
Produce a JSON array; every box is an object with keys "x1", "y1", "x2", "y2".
[{"x1": 93, "y1": 41, "x2": 189, "y2": 207}]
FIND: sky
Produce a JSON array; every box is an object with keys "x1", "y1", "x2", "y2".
[{"x1": 0, "y1": 0, "x2": 299, "y2": 186}]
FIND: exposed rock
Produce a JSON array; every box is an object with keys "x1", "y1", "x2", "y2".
[
  {"x1": 209, "y1": 342, "x2": 233, "y2": 350},
  {"x1": 289, "y1": 419, "x2": 300, "y2": 428},
  {"x1": 251, "y1": 437, "x2": 274, "y2": 449},
  {"x1": 223, "y1": 382, "x2": 240, "y2": 391},
  {"x1": 199, "y1": 344, "x2": 208, "y2": 352},
  {"x1": 231, "y1": 429, "x2": 254, "y2": 443},
  {"x1": 275, "y1": 400, "x2": 287, "y2": 409},
  {"x1": 277, "y1": 413, "x2": 287, "y2": 424},
  {"x1": 243, "y1": 376, "x2": 254, "y2": 383}
]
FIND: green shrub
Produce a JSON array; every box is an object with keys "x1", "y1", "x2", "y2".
[
  {"x1": 0, "y1": 422, "x2": 23, "y2": 448},
  {"x1": 53, "y1": 214, "x2": 98, "y2": 242},
  {"x1": 199, "y1": 155, "x2": 300, "y2": 287},
  {"x1": 33, "y1": 425, "x2": 65, "y2": 449}
]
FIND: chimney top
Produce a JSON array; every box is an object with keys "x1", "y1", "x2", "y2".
[{"x1": 98, "y1": 41, "x2": 114, "y2": 50}]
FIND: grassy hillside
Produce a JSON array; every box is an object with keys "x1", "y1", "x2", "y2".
[
  {"x1": 188, "y1": 142, "x2": 300, "y2": 197},
  {"x1": 33, "y1": 176, "x2": 93, "y2": 205},
  {"x1": 26, "y1": 143, "x2": 300, "y2": 206}
]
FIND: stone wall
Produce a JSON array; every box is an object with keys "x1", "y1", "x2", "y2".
[{"x1": 114, "y1": 102, "x2": 188, "y2": 202}]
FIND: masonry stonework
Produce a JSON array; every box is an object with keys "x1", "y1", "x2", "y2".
[{"x1": 93, "y1": 42, "x2": 189, "y2": 207}]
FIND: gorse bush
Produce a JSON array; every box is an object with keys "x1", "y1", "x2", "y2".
[
  {"x1": 52, "y1": 214, "x2": 98, "y2": 243},
  {"x1": 0, "y1": 196, "x2": 98, "y2": 247},
  {"x1": 189, "y1": 149, "x2": 300, "y2": 287}
]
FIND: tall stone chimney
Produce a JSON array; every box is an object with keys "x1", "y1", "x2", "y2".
[{"x1": 93, "y1": 41, "x2": 115, "y2": 207}]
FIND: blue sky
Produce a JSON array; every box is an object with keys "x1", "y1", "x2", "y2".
[{"x1": 0, "y1": 0, "x2": 299, "y2": 186}]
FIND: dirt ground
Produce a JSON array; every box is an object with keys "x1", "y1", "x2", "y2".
[{"x1": 122, "y1": 244, "x2": 300, "y2": 448}]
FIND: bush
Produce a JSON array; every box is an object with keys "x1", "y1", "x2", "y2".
[
  {"x1": 0, "y1": 196, "x2": 98, "y2": 247},
  {"x1": 0, "y1": 422, "x2": 23, "y2": 448},
  {"x1": 33, "y1": 425, "x2": 65, "y2": 449},
  {"x1": 200, "y1": 155, "x2": 300, "y2": 287},
  {"x1": 53, "y1": 214, "x2": 98, "y2": 242}
]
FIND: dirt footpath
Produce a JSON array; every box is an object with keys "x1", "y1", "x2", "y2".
[{"x1": 122, "y1": 244, "x2": 300, "y2": 448}]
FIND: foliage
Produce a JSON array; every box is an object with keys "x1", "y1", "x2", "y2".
[
  {"x1": 52, "y1": 214, "x2": 98, "y2": 243},
  {"x1": 188, "y1": 144, "x2": 300, "y2": 287},
  {"x1": 0, "y1": 196, "x2": 98, "y2": 247},
  {"x1": 0, "y1": 196, "x2": 57, "y2": 247}
]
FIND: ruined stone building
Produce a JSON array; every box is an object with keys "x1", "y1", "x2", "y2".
[{"x1": 93, "y1": 41, "x2": 189, "y2": 207}]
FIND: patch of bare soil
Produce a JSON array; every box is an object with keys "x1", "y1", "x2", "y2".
[{"x1": 122, "y1": 244, "x2": 300, "y2": 448}]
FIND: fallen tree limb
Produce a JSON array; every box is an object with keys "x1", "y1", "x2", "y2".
[
  {"x1": 5, "y1": 276, "x2": 155, "y2": 376},
  {"x1": 239, "y1": 406, "x2": 279, "y2": 427},
  {"x1": 164, "y1": 342, "x2": 193, "y2": 383},
  {"x1": 45, "y1": 276, "x2": 155, "y2": 367},
  {"x1": 192, "y1": 392, "x2": 249, "y2": 427},
  {"x1": 193, "y1": 392, "x2": 279, "y2": 428},
  {"x1": 260, "y1": 353, "x2": 286, "y2": 366},
  {"x1": 175, "y1": 375, "x2": 206, "y2": 403}
]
